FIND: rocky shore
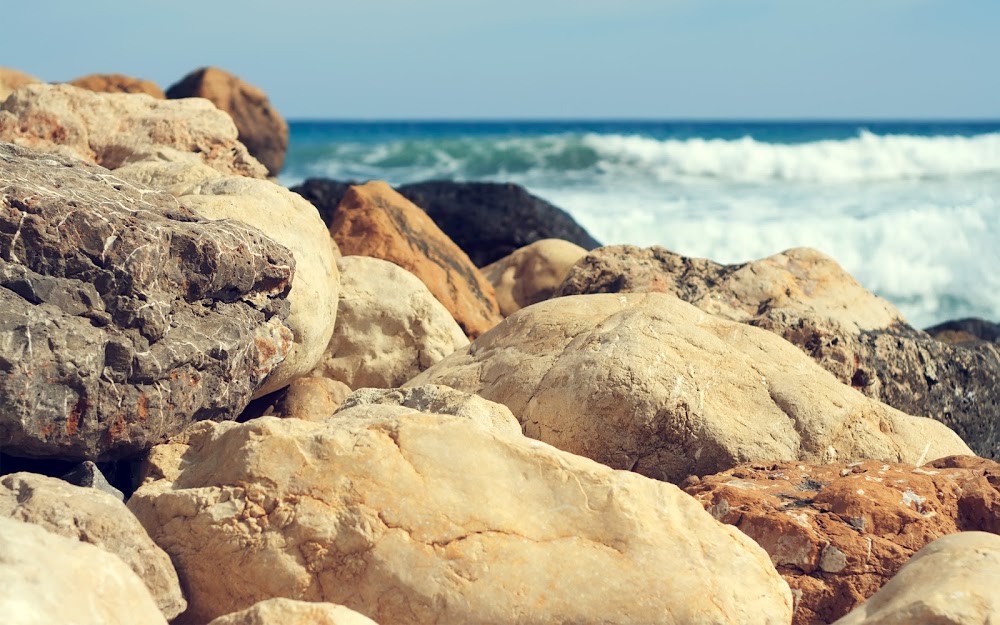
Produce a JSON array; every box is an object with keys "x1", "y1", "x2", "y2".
[{"x1": 1, "y1": 66, "x2": 999, "y2": 625}]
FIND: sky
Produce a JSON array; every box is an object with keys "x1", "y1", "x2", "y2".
[{"x1": 5, "y1": 0, "x2": 999, "y2": 120}]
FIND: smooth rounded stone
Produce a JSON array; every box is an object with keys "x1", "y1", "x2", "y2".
[
  {"x1": 128, "y1": 414, "x2": 793, "y2": 625},
  {"x1": 684, "y1": 457, "x2": 1000, "y2": 625},
  {"x1": 60, "y1": 460, "x2": 125, "y2": 501},
  {"x1": 396, "y1": 180, "x2": 602, "y2": 267},
  {"x1": 832, "y1": 531, "x2": 1000, "y2": 625},
  {"x1": 0, "y1": 472, "x2": 186, "y2": 619},
  {"x1": 0, "y1": 82, "x2": 266, "y2": 178},
  {"x1": 207, "y1": 598, "x2": 379, "y2": 625},
  {"x1": 329, "y1": 181, "x2": 503, "y2": 339},
  {"x1": 68, "y1": 73, "x2": 166, "y2": 98},
  {"x1": 482, "y1": 238, "x2": 588, "y2": 316},
  {"x1": 334, "y1": 385, "x2": 522, "y2": 437},
  {"x1": 311, "y1": 256, "x2": 468, "y2": 389},
  {"x1": 252, "y1": 377, "x2": 353, "y2": 422},
  {"x1": 166, "y1": 67, "x2": 289, "y2": 176},
  {"x1": 0, "y1": 143, "x2": 294, "y2": 460},
  {"x1": 555, "y1": 245, "x2": 1000, "y2": 460},
  {"x1": 409, "y1": 293, "x2": 972, "y2": 483},
  {"x1": 925, "y1": 317, "x2": 1000, "y2": 344},
  {"x1": 177, "y1": 176, "x2": 340, "y2": 397},
  {"x1": 0, "y1": 67, "x2": 40, "y2": 101},
  {"x1": 0, "y1": 516, "x2": 167, "y2": 625}
]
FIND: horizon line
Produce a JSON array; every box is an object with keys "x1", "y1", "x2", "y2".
[{"x1": 286, "y1": 116, "x2": 1000, "y2": 124}]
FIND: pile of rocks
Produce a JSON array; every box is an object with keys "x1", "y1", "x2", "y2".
[{"x1": 1, "y1": 68, "x2": 999, "y2": 625}]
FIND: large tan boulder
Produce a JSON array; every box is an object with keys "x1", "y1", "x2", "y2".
[
  {"x1": 311, "y1": 256, "x2": 468, "y2": 389},
  {"x1": 482, "y1": 238, "x2": 588, "y2": 316},
  {"x1": 409, "y1": 293, "x2": 972, "y2": 483},
  {"x1": 0, "y1": 82, "x2": 266, "y2": 177},
  {"x1": 0, "y1": 473, "x2": 186, "y2": 619},
  {"x1": 129, "y1": 413, "x2": 793, "y2": 625},
  {"x1": 207, "y1": 598, "x2": 379, "y2": 625},
  {"x1": 0, "y1": 67, "x2": 40, "y2": 101},
  {"x1": 329, "y1": 181, "x2": 503, "y2": 338},
  {"x1": 68, "y1": 73, "x2": 166, "y2": 98},
  {"x1": 0, "y1": 516, "x2": 167, "y2": 625},
  {"x1": 833, "y1": 531, "x2": 1000, "y2": 625}
]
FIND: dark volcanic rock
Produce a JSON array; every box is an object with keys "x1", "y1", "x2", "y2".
[
  {"x1": 925, "y1": 317, "x2": 1000, "y2": 345},
  {"x1": 289, "y1": 178, "x2": 358, "y2": 227},
  {"x1": 0, "y1": 143, "x2": 295, "y2": 461}
]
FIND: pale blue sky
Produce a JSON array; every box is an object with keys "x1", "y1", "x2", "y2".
[{"x1": 5, "y1": 0, "x2": 998, "y2": 119}]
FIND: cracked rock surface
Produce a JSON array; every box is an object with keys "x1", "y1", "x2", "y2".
[
  {"x1": 0, "y1": 143, "x2": 294, "y2": 460},
  {"x1": 128, "y1": 411, "x2": 793, "y2": 625},
  {"x1": 409, "y1": 293, "x2": 972, "y2": 483}
]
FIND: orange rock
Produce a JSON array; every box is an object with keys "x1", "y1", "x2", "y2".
[
  {"x1": 0, "y1": 67, "x2": 40, "y2": 100},
  {"x1": 329, "y1": 181, "x2": 502, "y2": 339},
  {"x1": 68, "y1": 73, "x2": 165, "y2": 98}
]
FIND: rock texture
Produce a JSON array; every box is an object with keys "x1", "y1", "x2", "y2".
[
  {"x1": 833, "y1": 531, "x2": 1000, "y2": 625},
  {"x1": 0, "y1": 472, "x2": 186, "y2": 619},
  {"x1": 68, "y1": 73, "x2": 166, "y2": 98},
  {"x1": 60, "y1": 460, "x2": 125, "y2": 500},
  {"x1": 0, "y1": 67, "x2": 40, "y2": 101},
  {"x1": 925, "y1": 317, "x2": 1000, "y2": 344},
  {"x1": 0, "y1": 143, "x2": 294, "y2": 460},
  {"x1": 0, "y1": 516, "x2": 167, "y2": 625},
  {"x1": 329, "y1": 182, "x2": 502, "y2": 338},
  {"x1": 129, "y1": 413, "x2": 793, "y2": 625},
  {"x1": 397, "y1": 180, "x2": 602, "y2": 267},
  {"x1": 290, "y1": 178, "x2": 359, "y2": 226},
  {"x1": 556, "y1": 245, "x2": 1000, "y2": 459},
  {"x1": 0, "y1": 83, "x2": 266, "y2": 178},
  {"x1": 166, "y1": 67, "x2": 289, "y2": 176},
  {"x1": 483, "y1": 238, "x2": 588, "y2": 316},
  {"x1": 410, "y1": 293, "x2": 972, "y2": 483},
  {"x1": 311, "y1": 256, "x2": 467, "y2": 389},
  {"x1": 207, "y1": 599, "x2": 379, "y2": 625},
  {"x1": 684, "y1": 456, "x2": 1000, "y2": 625}
]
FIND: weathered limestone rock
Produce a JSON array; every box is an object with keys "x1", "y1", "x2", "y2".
[
  {"x1": 311, "y1": 256, "x2": 467, "y2": 389},
  {"x1": 483, "y1": 238, "x2": 588, "y2": 316},
  {"x1": 0, "y1": 67, "x2": 40, "y2": 101},
  {"x1": 0, "y1": 143, "x2": 294, "y2": 460},
  {"x1": 833, "y1": 531, "x2": 1000, "y2": 625},
  {"x1": 68, "y1": 73, "x2": 166, "y2": 98},
  {"x1": 556, "y1": 245, "x2": 1000, "y2": 459},
  {"x1": 176, "y1": 176, "x2": 340, "y2": 396},
  {"x1": 684, "y1": 457, "x2": 1000, "y2": 625},
  {"x1": 0, "y1": 516, "x2": 167, "y2": 625},
  {"x1": 166, "y1": 67, "x2": 289, "y2": 176},
  {"x1": 329, "y1": 181, "x2": 502, "y2": 338},
  {"x1": 206, "y1": 598, "x2": 379, "y2": 625},
  {"x1": 113, "y1": 147, "x2": 225, "y2": 194},
  {"x1": 0, "y1": 83, "x2": 266, "y2": 178},
  {"x1": 129, "y1": 413, "x2": 793, "y2": 625},
  {"x1": 259, "y1": 377, "x2": 353, "y2": 421},
  {"x1": 410, "y1": 293, "x2": 972, "y2": 483},
  {"x1": 0, "y1": 472, "x2": 186, "y2": 619}
]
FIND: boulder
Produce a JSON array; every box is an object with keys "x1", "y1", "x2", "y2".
[
  {"x1": 0, "y1": 83, "x2": 266, "y2": 178},
  {"x1": 60, "y1": 460, "x2": 125, "y2": 500},
  {"x1": 311, "y1": 256, "x2": 467, "y2": 389},
  {"x1": 925, "y1": 317, "x2": 1000, "y2": 344},
  {"x1": 397, "y1": 180, "x2": 601, "y2": 266},
  {"x1": 128, "y1": 413, "x2": 793, "y2": 625},
  {"x1": 0, "y1": 472, "x2": 186, "y2": 619},
  {"x1": 482, "y1": 238, "x2": 588, "y2": 316},
  {"x1": 0, "y1": 67, "x2": 40, "y2": 101},
  {"x1": 68, "y1": 73, "x2": 166, "y2": 98},
  {"x1": 0, "y1": 143, "x2": 294, "y2": 460},
  {"x1": 329, "y1": 181, "x2": 502, "y2": 338},
  {"x1": 267, "y1": 377, "x2": 353, "y2": 421},
  {"x1": 0, "y1": 516, "x2": 167, "y2": 625},
  {"x1": 832, "y1": 531, "x2": 1000, "y2": 625},
  {"x1": 556, "y1": 245, "x2": 1000, "y2": 459},
  {"x1": 684, "y1": 457, "x2": 1000, "y2": 625},
  {"x1": 290, "y1": 178, "x2": 359, "y2": 227},
  {"x1": 207, "y1": 598, "x2": 379, "y2": 625},
  {"x1": 166, "y1": 67, "x2": 288, "y2": 176},
  {"x1": 409, "y1": 293, "x2": 972, "y2": 483}
]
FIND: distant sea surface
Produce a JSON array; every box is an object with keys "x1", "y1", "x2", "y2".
[{"x1": 281, "y1": 120, "x2": 1000, "y2": 328}]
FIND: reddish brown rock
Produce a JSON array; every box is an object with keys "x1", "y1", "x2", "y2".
[
  {"x1": 68, "y1": 73, "x2": 165, "y2": 98},
  {"x1": 684, "y1": 456, "x2": 1000, "y2": 625},
  {"x1": 0, "y1": 67, "x2": 40, "y2": 100},
  {"x1": 329, "y1": 182, "x2": 502, "y2": 338}
]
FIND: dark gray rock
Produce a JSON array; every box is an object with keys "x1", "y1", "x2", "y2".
[
  {"x1": 0, "y1": 143, "x2": 295, "y2": 461},
  {"x1": 290, "y1": 178, "x2": 358, "y2": 228},
  {"x1": 60, "y1": 461, "x2": 124, "y2": 501},
  {"x1": 925, "y1": 318, "x2": 1000, "y2": 344}
]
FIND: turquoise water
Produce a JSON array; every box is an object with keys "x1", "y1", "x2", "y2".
[{"x1": 282, "y1": 120, "x2": 1000, "y2": 328}]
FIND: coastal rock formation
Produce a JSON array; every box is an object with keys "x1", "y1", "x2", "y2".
[
  {"x1": 555, "y1": 245, "x2": 1000, "y2": 459},
  {"x1": 482, "y1": 238, "x2": 588, "y2": 316},
  {"x1": 925, "y1": 317, "x2": 1000, "y2": 344},
  {"x1": 329, "y1": 182, "x2": 502, "y2": 338},
  {"x1": 166, "y1": 67, "x2": 289, "y2": 176},
  {"x1": 0, "y1": 83, "x2": 266, "y2": 178},
  {"x1": 310, "y1": 256, "x2": 467, "y2": 389},
  {"x1": 206, "y1": 599, "x2": 379, "y2": 625},
  {"x1": 0, "y1": 472, "x2": 186, "y2": 619},
  {"x1": 410, "y1": 293, "x2": 972, "y2": 483},
  {"x1": 68, "y1": 73, "x2": 166, "y2": 98},
  {"x1": 0, "y1": 144, "x2": 294, "y2": 460},
  {"x1": 0, "y1": 67, "x2": 40, "y2": 101},
  {"x1": 832, "y1": 531, "x2": 1000, "y2": 625},
  {"x1": 290, "y1": 178, "x2": 358, "y2": 226},
  {"x1": 0, "y1": 516, "x2": 167, "y2": 625},
  {"x1": 129, "y1": 413, "x2": 792, "y2": 625},
  {"x1": 684, "y1": 457, "x2": 1000, "y2": 625},
  {"x1": 397, "y1": 180, "x2": 602, "y2": 267}
]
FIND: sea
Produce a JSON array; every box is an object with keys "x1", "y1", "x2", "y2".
[{"x1": 279, "y1": 120, "x2": 1000, "y2": 329}]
